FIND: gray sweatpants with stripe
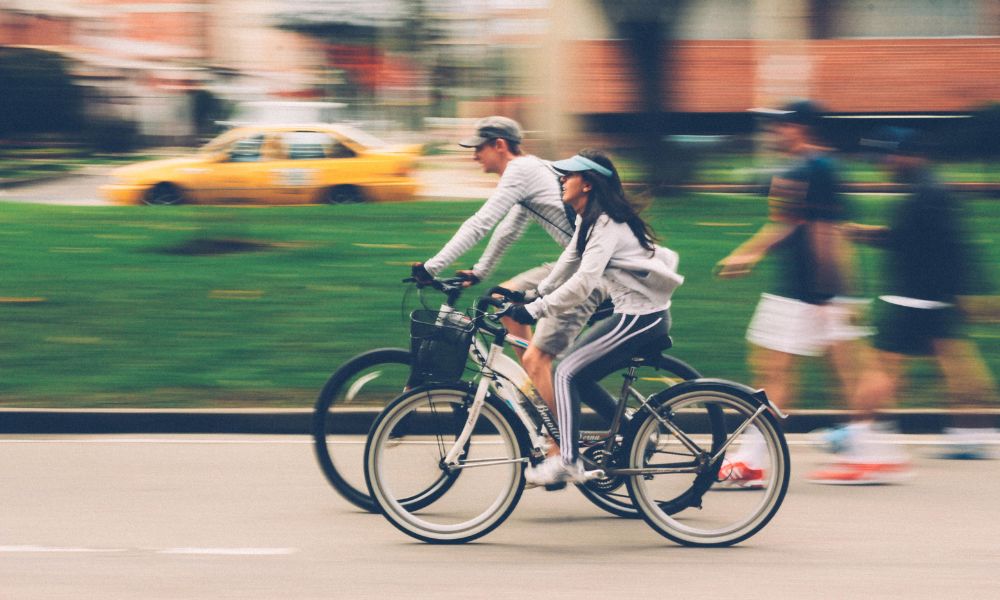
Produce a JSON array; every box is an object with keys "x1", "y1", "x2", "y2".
[{"x1": 554, "y1": 310, "x2": 672, "y2": 464}]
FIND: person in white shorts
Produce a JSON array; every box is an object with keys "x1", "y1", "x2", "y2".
[{"x1": 716, "y1": 100, "x2": 880, "y2": 486}]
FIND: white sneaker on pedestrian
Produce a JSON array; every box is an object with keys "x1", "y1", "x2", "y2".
[
  {"x1": 811, "y1": 423, "x2": 854, "y2": 454},
  {"x1": 809, "y1": 421, "x2": 912, "y2": 485}
]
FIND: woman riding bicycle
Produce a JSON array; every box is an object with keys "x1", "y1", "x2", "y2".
[{"x1": 505, "y1": 149, "x2": 684, "y2": 486}]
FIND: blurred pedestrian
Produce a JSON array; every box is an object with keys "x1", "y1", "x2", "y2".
[
  {"x1": 410, "y1": 116, "x2": 612, "y2": 431},
  {"x1": 715, "y1": 100, "x2": 879, "y2": 487},
  {"x1": 831, "y1": 127, "x2": 999, "y2": 470}
]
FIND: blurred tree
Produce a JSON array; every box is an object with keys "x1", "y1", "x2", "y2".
[
  {"x1": 190, "y1": 88, "x2": 231, "y2": 140},
  {"x1": 0, "y1": 47, "x2": 83, "y2": 137},
  {"x1": 598, "y1": 0, "x2": 692, "y2": 187}
]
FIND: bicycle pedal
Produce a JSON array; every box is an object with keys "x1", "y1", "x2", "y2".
[
  {"x1": 583, "y1": 469, "x2": 606, "y2": 481},
  {"x1": 543, "y1": 481, "x2": 568, "y2": 491}
]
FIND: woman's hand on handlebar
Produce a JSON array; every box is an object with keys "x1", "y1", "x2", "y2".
[
  {"x1": 505, "y1": 304, "x2": 537, "y2": 325},
  {"x1": 489, "y1": 286, "x2": 538, "y2": 304},
  {"x1": 473, "y1": 294, "x2": 535, "y2": 330}
]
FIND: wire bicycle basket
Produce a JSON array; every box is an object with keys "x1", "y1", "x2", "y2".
[{"x1": 409, "y1": 309, "x2": 475, "y2": 383}]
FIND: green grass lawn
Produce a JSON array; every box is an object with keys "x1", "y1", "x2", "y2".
[
  {"x1": 1, "y1": 194, "x2": 997, "y2": 408},
  {"x1": 694, "y1": 154, "x2": 1000, "y2": 185}
]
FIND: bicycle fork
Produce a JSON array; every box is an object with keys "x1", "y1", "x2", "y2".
[{"x1": 441, "y1": 343, "x2": 528, "y2": 471}]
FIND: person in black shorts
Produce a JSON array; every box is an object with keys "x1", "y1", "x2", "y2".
[{"x1": 843, "y1": 127, "x2": 998, "y2": 464}]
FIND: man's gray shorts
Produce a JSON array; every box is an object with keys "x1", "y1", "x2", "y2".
[{"x1": 504, "y1": 263, "x2": 606, "y2": 356}]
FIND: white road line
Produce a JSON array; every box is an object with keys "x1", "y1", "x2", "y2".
[
  {"x1": 0, "y1": 545, "x2": 297, "y2": 556},
  {"x1": 0, "y1": 438, "x2": 313, "y2": 445},
  {"x1": 0, "y1": 545, "x2": 127, "y2": 554},
  {"x1": 158, "y1": 547, "x2": 297, "y2": 556}
]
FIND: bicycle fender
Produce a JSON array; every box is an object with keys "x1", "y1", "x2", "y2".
[{"x1": 646, "y1": 378, "x2": 787, "y2": 419}]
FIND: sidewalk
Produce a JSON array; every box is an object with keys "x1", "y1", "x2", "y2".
[{"x1": 2, "y1": 407, "x2": 998, "y2": 435}]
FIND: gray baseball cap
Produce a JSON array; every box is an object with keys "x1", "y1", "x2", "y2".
[{"x1": 458, "y1": 116, "x2": 523, "y2": 147}]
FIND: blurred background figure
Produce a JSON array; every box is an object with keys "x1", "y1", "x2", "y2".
[
  {"x1": 715, "y1": 100, "x2": 876, "y2": 487},
  {"x1": 839, "y1": 127, "x2": 999, "y2": 465}
]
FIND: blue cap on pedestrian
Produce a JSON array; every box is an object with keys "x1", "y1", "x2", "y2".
[
  {"x1": 860, "y1": 127, "x2": 928, "y2": 156},
  {"x1": 749, "y1": 99, "x2": 825, "y2": 128}
]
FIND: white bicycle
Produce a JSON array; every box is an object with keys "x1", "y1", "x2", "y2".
[{"x1": 364, "y1": 287, "x2": 791, "y2": 546}]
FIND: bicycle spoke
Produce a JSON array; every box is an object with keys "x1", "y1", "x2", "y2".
[
  {"x1": 367, "y1": 387, "x2": 526, "y2": 543},
  {"x1": 626, "y1": 386, "x2": 789, "y2": 547}
]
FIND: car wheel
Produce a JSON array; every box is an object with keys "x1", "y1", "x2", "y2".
[
  {"x1": 144, "y1": 183, "x2": 185, "y2": 206},
  {"x1": 323, "y1": 186, "x2": 364, "y2": 204}
]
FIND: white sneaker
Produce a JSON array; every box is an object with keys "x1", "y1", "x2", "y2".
[{"x1": 525, "y1": 456, "x2": 587, "y2": 487}]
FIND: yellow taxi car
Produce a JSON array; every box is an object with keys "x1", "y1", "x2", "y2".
[{"x1": 101, "y1": 124, "x2": 420, "y2": 205}]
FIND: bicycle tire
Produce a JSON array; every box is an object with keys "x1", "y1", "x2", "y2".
[
  {"x1": 365, "y1": 385, "x2": 531, "y2": 544},
  {"x1": 624, "y1": 380, "x2": 790, "y2": 547},
  {"x1": 313, "y1": 348, "x2": 455, "y2": 512},
  {"x1": 575, "y1": 353, "x2": 706, "y2": 519}
]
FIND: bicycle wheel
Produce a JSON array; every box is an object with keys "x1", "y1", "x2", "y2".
[
  {"x1": 365, "y1": 386, "x2": 530, "y2": 544},
  {"x1": 576, "y1": 353, "x2": 704, "y2": 519},
  {"x1": 624, "y1": 381, "x2": 790, "y2": 547},
  {"x1": 312, "y1": 348, "x2": 414, "y2": 512}
]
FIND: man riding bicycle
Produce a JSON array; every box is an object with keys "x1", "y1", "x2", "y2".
[{"x1": 411, "y1": 116, "x2": 611, "y2": 425}]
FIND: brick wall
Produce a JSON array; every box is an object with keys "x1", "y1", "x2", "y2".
[
  {"x1": 810, "y1": 39, "x2": 1000, "y2": 112},
  {"x1": 0, "y1": 13, "x2": 74, "y2": 47},
  {"x1": 566, "y1": 38, "x2": 1000, "y2": 114}
]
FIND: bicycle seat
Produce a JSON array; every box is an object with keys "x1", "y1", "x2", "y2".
[{"x1": 631, "y1": 335, "x2": 673, "y2": 363}]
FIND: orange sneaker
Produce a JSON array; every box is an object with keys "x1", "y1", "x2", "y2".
[
  {"x1": 807, "y1": 461, "x2": 911, "y2": 485},
  {"x1": 715, "y1": 461, "x2": 766, "y2": 489}
]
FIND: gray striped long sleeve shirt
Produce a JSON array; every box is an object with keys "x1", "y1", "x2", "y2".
[{"x1": 423, "y1": 155, "x2": 572, "y2": 280}]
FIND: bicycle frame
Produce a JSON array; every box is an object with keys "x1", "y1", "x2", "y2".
[
  {"x1": 438, "y1": 318, "x2": 776, "y2": 481},
  {"x1": 422, "y1": 283, "x2": 778, "y2": 478},
  {"x1": 436, "y1": 302, "x2": 553, "y2": 458}
]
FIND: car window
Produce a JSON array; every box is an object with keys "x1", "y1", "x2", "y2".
[
  {"x1": 281, "y1": 131, "x2": 356, "y2": 160},
  {"x1": 332, "y1": 124, "x2": 387, "y2": 149},
  {"x1": 228, "y1": 134, "x2": 265, "y2": 162}
]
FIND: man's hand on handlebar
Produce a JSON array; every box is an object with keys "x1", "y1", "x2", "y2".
[
  {"x1": 454, "y1": 269, "x2": 481, "y2": 288},
  {"x1": 410, "y1": 262, "x2": 434, "y2": 285}
]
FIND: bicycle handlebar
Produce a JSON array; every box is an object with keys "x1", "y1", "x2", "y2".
[
  {"x1": 402, "y1": 275, "x2": 513, "y2": 338},
  {"x1": 402, "y1": 275, "x2": 468, "y2": 306}
]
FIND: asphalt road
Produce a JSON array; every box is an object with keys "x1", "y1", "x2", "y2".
[
  {"x1": 0, "y1": 169, "x2": 111, "y2": 206},
  {"x1": 1, "y1": 434, "x2": 997, "y2": 599}
]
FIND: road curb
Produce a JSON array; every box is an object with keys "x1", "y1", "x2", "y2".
[{"x1": 2, "y1": 408, "x2": 998, "y2": 435}]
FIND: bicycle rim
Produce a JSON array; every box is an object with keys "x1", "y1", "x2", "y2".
[
  {"x1": 312, "y1": 349, "x2": 413, "y2": 512},
  {"x1": 366, "y1": 388, "x2": 526, "y2": 544},
  {"x1": 577, "y1": 354, "x2": 704, "y2": 519},
  {"x1": 626, "y1": 388, "x2": 790, "y2": 547}
]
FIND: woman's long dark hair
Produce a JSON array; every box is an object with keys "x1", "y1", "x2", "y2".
[{"x1": 573, "y1": 149, "x2": 656, "y2": 255}]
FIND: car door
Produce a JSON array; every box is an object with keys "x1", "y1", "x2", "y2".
[
  {"x1": 269, "y1": 130, "x2": 356, "y2": 204},
  {"x1": 196, "y1": 132, "x2": 283, "y2": 203}
]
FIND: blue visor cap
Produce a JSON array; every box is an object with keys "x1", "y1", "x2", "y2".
[{"x1": 550, "y1": 155, "x2": 613, "y2": 178}]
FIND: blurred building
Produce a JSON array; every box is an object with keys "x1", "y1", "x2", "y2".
[
  {"x1": 1, "y1": 0, "x2": 998, "y2": 147},
  {"x1": 540, "y1": 0, "x2": 1000, "y2": 146},
  {"x1": 0, "y1": 0, "x2": 327, "y2": 142}
]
